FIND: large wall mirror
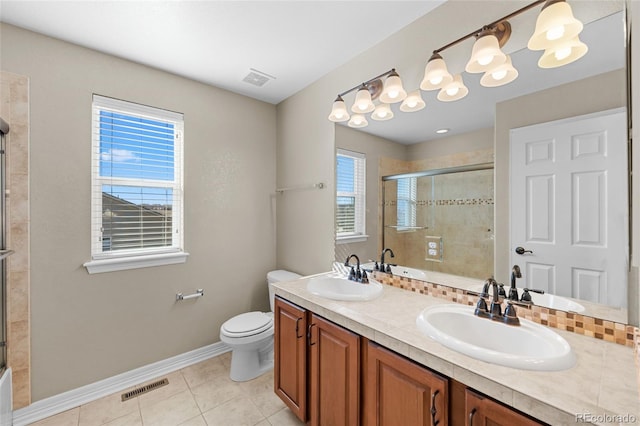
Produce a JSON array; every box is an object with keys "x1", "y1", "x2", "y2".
[{"x1": 334, "y1": 1, "x2": 630, "y2": 324}]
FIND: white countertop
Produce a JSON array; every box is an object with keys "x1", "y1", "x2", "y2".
[{"x1": 273, "y1": 272, "x2": 639, "y2": 426}]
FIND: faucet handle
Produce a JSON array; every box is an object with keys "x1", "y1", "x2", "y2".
[
  {"x1": 360, "y1": 270, "x2": 369, "y2": 284},
  {"x1": 348, "y1": 267, "x2": 357, "y2": 281},
  {"x1": 503, "y1": 302, "x2": 520, "y2": 326},
  {"x1": 474, "y1": 297, "x2": 490, "y2": 318},
  {"x1": 498, "y1": 284, "x2": 506, "y2": 298}
]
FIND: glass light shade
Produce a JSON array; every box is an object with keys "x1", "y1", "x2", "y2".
[
  {"x1": 538, "y1": 36, "x2": 588, "y2": 68},
  {"x1": 328, "y1": 96, "x2": 350, "y2": 122},
  {"x1": 437, "y1": 74, "x2": 468, "y2": 102},
  {"x1": 465, "y1": 33, "x2": 506, "y2": 73},
  {"x1": 351, "y1": 87, "x2": 375, "y2": 113},
  {"x1": 420, "y1": 54, "x2": 453, "y2": 90},
  {"x1": 348, "y1": 113, "x2": 368, "y2": 128},
  {"x1": 480, "y1": 55, "x2": 519, "y2": 87},
  {"x1": 528, "y1": 1, "x2": 583, "y2": 51},
  {"x1": 371, "y1": 103, "x2": 394, "y2": 121},
  {"x1": 400, "y1": 90, "x2": 426, "y2": 112},
  {"x1": 379, "y1": 73, "x2": 407, "y2": 103}
]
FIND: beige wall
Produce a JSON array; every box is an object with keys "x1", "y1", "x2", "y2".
[
  {"x1": 334, "y1": 125, "x2": 406, "y2": 264},
  {"x1": 494, "y1": 69, "x2": 627, "y2": 286},
  {"x1": 407, "y1": 127, "x2": 494, "y2": 161},
  {"x1": 1, "y1": 24, "x2": 278, "y2": 400}
]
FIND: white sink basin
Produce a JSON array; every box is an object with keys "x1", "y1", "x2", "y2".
[
  {"x1": 307, "y1": 274, "x2": 384, "y2": 301},
  {"x1": 416, "y1": 304, "x2": 575, "y2": 371},
  {"x1": 469, "y1": 285, "x2": 585, "y2": 313}
]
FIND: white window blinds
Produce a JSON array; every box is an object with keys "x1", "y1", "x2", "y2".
[
  {"x1": 397, "y1": 177, "x2": 417, "y2": 230},
  {"x1": 91, "y1": 95, "x2": 184, "y2": 259},
  {"x1": 336, "y1": 149, "x2": 366, "y2": 239}
]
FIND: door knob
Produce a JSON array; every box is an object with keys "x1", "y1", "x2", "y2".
[{"x1": 515, "y1": 246, "x2": 533, "y2": 255}]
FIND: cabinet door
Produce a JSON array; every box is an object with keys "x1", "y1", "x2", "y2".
[
  {"x1": 308, "y1": 313, "x2": 360, "y2": 426},
  {"x1": 466, "y1": 389, "x2": 546, "y2": 426},
  {"x1": 274, "y1": 297, "x2": 307, "y2": 422},
  {"x1": 365, "y1": 341, "x2": 448, "y2": 426}
]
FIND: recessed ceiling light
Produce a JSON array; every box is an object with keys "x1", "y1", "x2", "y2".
[{"x1": 436, "y1": 128, "x2": 449, "y2": 134}]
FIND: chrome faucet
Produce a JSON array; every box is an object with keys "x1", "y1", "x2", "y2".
[
  {"x1": 378, "y1": 248, "x2": 395, "y2": 273},
  {"x1": 344, "y1": 254, "x2": 368, "y2": 283}
]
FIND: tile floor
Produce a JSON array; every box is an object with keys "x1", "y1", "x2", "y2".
[{"x1": 31, "y1": 352, "x2": 304, "y2": 426}]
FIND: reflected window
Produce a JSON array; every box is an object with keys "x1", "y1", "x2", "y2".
[
  {"x1": 336, "y1": 149, "x2": 366, "y2": 242},
  {"x1": 397, "y1": 177, "x2": 417, "y2": 230}
]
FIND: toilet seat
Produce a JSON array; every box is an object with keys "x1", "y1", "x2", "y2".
[{"x1": 222, "y1": 311, "x2": 273, "y2": 338}]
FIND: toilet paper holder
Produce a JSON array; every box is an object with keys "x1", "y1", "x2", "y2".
[{"x1": 176, "y1": 289, "x2": 204, "y2": 301}]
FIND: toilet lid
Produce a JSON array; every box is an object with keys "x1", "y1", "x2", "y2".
[{"x1": 222, "y1": 311, "x2": 273, "y2": 337}]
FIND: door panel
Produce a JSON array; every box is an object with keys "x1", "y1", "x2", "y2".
[{"x1": 510, "y1": 109, "x2": 628, "y2": 307}]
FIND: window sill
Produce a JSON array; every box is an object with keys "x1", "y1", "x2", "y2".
[
  {"x1": 84, "y1": 251, "x2": 189, "y2": 274},
  {"x1": 336, "y1": 234, "x2": 369, "y2": 244}
]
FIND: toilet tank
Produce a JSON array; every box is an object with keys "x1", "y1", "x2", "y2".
[{"x1": 267, "y1": 270, "x2": 302, "y2": 312}]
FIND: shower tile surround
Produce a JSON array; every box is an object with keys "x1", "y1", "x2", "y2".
[
  {"x1": 379, "y1": 150, "x2": 494, "y2": 280},
  {"x1": 0, "y1": 71, "x2": 31, "y2": 409}
]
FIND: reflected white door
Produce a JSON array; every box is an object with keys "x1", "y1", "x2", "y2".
[{"x1": 510, "y1": 108, "x2": 628, "y2": 308}]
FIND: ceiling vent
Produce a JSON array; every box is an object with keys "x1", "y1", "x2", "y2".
[{"x1": 242, "y1": 68, "x2": 276, "y2": 87}]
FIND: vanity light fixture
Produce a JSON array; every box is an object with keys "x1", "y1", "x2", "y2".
[
  {"x1": 400, "y1": 90, "x2": 426, "y2": 112},
  {"x1": 371, "y1": 103, "x2": 394, "y2": 121},
  {"x1": 379, "y1": 70, "x2": 407, "y2": 103},
  {"x1": 328, "y1": 95, "x2": 350, "y2": 122},
  {"x1": 528, "y1": 0, "x2": 587, "y2": 67},
  {"x1": 480, "y1": 54, "x2": 519, "y2": 87},
  {"x1": 348, "y1": 113, "x2": 368, "y2": 128},
  {"x1": 420, "y1": 53, "x2": 453, "y2": 91},
  {"x1": 464, "y1": 25, "x2": 508, "y2": 74},
  {"x1": 351, "y1": 84, "x2": 375, "y2": 113},
  {"x1": 437, "y1": 74, "x2": 469, "y2": 102},
  {"x1": 328, "y1": 0, "x2": 587, "y2": 123}
]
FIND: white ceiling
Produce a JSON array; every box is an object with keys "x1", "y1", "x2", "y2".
[
  {"x1": 0, "y1": 0, "x2": 445, "y2": 104},
  {"x1": 0, "y1": 1, "x2": 627, "y2": 144}
]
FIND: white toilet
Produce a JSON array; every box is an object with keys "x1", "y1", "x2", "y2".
[{"x1": 220, "y1": 269, "x2": 301, "y2": 382}]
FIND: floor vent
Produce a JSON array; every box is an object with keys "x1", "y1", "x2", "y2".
[{"x1": 121, "y1": 378, "x2": 169, "y2": 401}]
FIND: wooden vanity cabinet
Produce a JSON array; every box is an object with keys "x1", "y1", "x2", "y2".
[
  {"x1": 465, "y1": 388, "x2": 546, "y2": 426},
  {"x1": 308, "y1": 313, "x2": 360, "y2": 426},
  {"x1": 274, "y1": 297, "x2": 308, "y2": 421},
  {"x1": 274, "y1": 297, "x2": 360, "y2": 425},
  {"x1": 364, "y1": 341, "x2": 448, "y2": 426}
]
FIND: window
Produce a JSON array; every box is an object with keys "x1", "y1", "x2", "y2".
[
  {"x1": 336, "y1": 149, "x2": 367, "y2": 243},
  {"x1": 84, "y1": 95, "x2": 188, "y2": 274},
  {"x1": 397, "y1": 177, "x2": 417, "y2": 230}
]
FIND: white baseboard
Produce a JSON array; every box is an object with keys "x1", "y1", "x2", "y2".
[{"x1": 13, "y1": 342, "x2": 230, "y2": 426}]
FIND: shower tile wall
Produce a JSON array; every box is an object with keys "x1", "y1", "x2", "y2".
[
  {"x1": 0, "y1": 71, "x2": 31, "y2": 409},
  {"x1": 381, "y1": 149, "x2": 494, "y2": 279}
]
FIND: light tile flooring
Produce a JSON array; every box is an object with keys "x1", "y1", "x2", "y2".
[{"x1": 31, "y1": 352, "x2": 304, "y2": 426}]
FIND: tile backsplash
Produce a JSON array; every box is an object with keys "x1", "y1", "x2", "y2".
[{"x1": 372, "y1": 271, "x2": 638, "y2": 348}]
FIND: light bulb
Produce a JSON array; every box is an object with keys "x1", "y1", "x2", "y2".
[
  {"x1": 407, "y1": 100, "x2": 417, "y2": 108},
  {"x1": 546, "y1": 25, "x2": 565, "y2": 41},
  {"x1": 446, "y1": 86, "x2": 459, "y2": 96},
  {"x1": 554, "y1": 46, "x2": 572, "y2": 60},
  {"x1": 478, "y1": 55, "x2": 494, "y2": 66},
  {"x1": 387, "y1": 90, "x2": 399, "y2": 99},
  {"x1": 334, "y1": 111, "x2": 344, "y2": 119},
  {"x1": 430, "y1": 75, "x2": 443, "y2": 86},
  {"x1": 358, "y1": 104, "x2": 367, "y2": 111},
  {"x1": 492, "y1": 69, "x2": 508, "y2": 80}
]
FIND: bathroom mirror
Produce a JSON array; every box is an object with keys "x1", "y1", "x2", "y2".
[{"x1": 334, "y1": 3, "x2": 629, "y2": 323}]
